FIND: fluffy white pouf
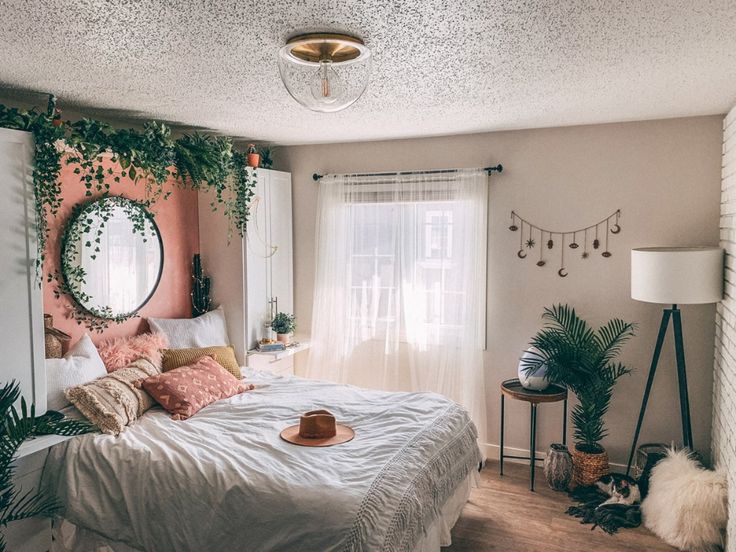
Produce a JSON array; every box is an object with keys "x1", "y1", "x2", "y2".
[{"x1": 641, "y1": 448, "x2": 727, "y2": 552}]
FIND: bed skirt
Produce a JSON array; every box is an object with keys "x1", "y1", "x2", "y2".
[{"x1": 52, "y1": 470, "x2": 478, "y2": 552}]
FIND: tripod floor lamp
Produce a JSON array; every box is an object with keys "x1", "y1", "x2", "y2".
[{"x1": 626, "y1": 247, "x2": 723, "y2": 475}]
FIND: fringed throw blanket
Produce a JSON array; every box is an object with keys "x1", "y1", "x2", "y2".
[
  {"x1": 43, "y1": 369, "x2": 482, "y2": 552},
  {"x1": 566, "y1": 486, "x2": 641, "y2": 535}
]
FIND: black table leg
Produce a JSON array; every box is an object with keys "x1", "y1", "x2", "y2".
[
  {"x1": 562, "y1": 398, "x2": 568, "y2": 446},
  {"x1": 500, "y1": 393, "x2": 505, "y2": 476},
  {"x1": 530, "y1": 403, "x2": 537, "y2": 491}
]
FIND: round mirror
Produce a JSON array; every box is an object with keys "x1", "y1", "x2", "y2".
[{"x1": 62, "y1": 196, "x2": 163, "y2": 319}]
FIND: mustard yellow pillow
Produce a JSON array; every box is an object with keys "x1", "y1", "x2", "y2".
[{"x1": 162, "y1": 346, "x2": 241, "y2": 379}]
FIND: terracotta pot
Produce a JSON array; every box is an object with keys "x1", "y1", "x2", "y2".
[
  {"x1": 247, "y1": 153, "x2": 260, "y2": 168},
  {"x1": 571, "y1": 444, "x2": 609, "y2": 487},
  {"x1": 544, "y1": 443, "x2": 573, "y2": 491},
  {"x1": 276, "y1": 333, "x2": 290, "y2": 345}
]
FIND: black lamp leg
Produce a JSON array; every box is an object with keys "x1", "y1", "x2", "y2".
[
  {"x1": 671, "y1": 307, "x2": 693, "y2": 450},
  {"x1": 626, "y1": 308, "x2": 672, "y2": 475}
]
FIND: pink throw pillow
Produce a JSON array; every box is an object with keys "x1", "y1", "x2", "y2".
[
  {"x1": 141, "y1": 356, "x2": 253, "y2": 420},
  {"x1": 97, "y1": 333, "x2": 169, "y2": 373}
]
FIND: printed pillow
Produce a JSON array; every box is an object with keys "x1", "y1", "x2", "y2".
[
  {"x1": 142, "y1": 356, "x2": 251, "y2": 420},
  {"x1": 65, "y1": 358, "x2": 160, "y2": 435},
  {"x1": 162, "y1": 346, "x2": 241, "y2": 379},
  {"x1": 97, "y1": 332, "x2": 169, "y2": 373},
  {"x1": 148, "y1": 306, "x2": 230, "y2": 350},
  {"x1": 46, "y1": 334, "x2": 107, "y2": 411}
]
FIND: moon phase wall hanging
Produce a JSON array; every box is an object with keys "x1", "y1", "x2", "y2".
[{"x1": 509, "y1": 210, "x2": 621, "y2": 278}]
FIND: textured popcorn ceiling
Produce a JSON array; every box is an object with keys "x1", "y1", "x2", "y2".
[{"x1": 0, "y1": 0, "x2": 735, "y2": 145}]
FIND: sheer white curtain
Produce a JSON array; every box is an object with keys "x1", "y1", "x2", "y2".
[{"x1": 307, "y1": 169, "x2": 488, "y2": 441}]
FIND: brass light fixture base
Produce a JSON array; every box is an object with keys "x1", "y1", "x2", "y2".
[{"x1": 285, "y1": 32, "x2": 368, "y2": 64}]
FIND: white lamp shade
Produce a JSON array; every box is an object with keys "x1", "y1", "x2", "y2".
[{"x1": 631, "y1": 247, "x2": 723, "y2": 304}]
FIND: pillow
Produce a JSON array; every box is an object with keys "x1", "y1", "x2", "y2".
[
  {"x1": 148, "y1": 306, "x2": 230, "y2": 350},
  {"x1": 641, "y1": 448, "x2": 727, "y2": 551},
  {"x1": 46, "y1": 334, "x2": 107, "y2": 411},
  {"x1": 162, "y1": 346, "x2": 241, "y2": 379},
  {"x1": 65, "y1": 358, "x2": 160, "y2": 435},
  {"x1": 142, "y1": 356, "x2": 251, "y2": 420},
  {"x1": 97, "y1": 332, "x2": 169, "y2": 372}
]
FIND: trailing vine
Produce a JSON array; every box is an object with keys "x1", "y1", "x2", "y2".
[
  {"x1": 0, "y1": 94, "x2": 260, "y2": 331},
  {"x1": 0, "y1": 96, "x2": 65, "y2": 275}
]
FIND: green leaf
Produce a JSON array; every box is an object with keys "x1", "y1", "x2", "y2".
[{"x1": 526, "y1": 304, "x2": 634, "y2": 449}]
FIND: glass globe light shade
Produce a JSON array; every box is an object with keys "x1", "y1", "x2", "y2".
[{"x1": 278, "y1": 33, "x2": 372, "y2": 113}]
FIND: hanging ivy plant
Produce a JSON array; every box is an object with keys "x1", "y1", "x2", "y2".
[{"x1": 0, "y1": 94, "x2": 260, "y2": 330}]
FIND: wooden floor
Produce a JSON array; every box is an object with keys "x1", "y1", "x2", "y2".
[{"x1": 446, "y1": 460, "x2": 675, "y2": 552}]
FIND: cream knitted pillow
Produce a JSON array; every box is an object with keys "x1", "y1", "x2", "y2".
[{"x1": 65, "y1": 358, "x2": 160, "y2": 435}]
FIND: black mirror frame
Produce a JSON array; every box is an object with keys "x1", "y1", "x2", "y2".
[{"x1": 60, "y1": 195, "x2": 164, "y2": 321}]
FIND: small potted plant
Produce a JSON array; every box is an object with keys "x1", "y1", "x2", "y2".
[
  {"x1": 271, "y1": 312, "x2": 296, "y2": 345},
  {"x1": 259, "y1": 146, "x2": 274, "y2": 169},
  {"x1": 246, "y1": 144, "x2": 260, "y2": 168},
  {"x1": 523, "y1": 304, "x2": 636, "y2": 487}
]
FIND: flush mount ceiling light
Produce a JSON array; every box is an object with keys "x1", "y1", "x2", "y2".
[{"x1": 278, "y1": 32, "x2": 372, "y2": 113}]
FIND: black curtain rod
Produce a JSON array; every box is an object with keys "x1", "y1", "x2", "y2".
[{"x1": 312, "y1": 164, "x2": 503, "y2": 181}]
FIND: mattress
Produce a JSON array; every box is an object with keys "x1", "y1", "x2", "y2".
[{"x1": 43, "y1": 369, "x2": 481, "y2": 551}]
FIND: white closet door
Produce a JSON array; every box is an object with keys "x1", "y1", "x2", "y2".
[
  {"x1": 245, "y1": 169, "x2": 272, "y2": 349},
  {"x1": 0, "y1": 129, "x2": 45, "y2": 412},
  {"x1": 267, "y1": 170, "x2": 294, "y2": 317}
]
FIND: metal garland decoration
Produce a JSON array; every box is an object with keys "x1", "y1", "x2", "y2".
[{"x1": 509, "y1": 210, "x2": 621, "y2": 277}]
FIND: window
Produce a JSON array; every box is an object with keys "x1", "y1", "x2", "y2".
[{"x1": 348, "y1": 200, "x2": 467, "y2": 340}]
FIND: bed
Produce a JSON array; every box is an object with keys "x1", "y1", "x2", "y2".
[{"x1": 42, "y1": 368, "x2": 482, "y2": 552}]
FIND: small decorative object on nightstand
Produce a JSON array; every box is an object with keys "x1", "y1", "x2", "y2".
[
  {"x1": 518, "y1": 347, "x2": 549, "y2": 391},
  {"x1": 499, "y1": 378, "x2": 567, "y2": 491},
  {"x1": 271, "y1": 312, "x2": 296, "y2": 345}
]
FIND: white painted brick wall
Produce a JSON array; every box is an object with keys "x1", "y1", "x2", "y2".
[{"x1": 712, "y1": 104, "x2": 736, "y2": 551}]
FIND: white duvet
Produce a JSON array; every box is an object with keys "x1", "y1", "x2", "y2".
[{"x1": 42, "y1": 370, "x2": 481, "y2": 552}]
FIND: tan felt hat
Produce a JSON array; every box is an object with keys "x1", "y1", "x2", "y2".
[{"x1": 280, "y1": 409, "x2": 355, "y2": 447}]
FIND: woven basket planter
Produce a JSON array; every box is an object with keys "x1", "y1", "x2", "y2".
[{"x1": 571, "y1": 445, "x2": 609, "y2": 487}]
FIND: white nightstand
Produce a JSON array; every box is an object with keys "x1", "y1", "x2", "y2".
[{"x1": 246, "y1": 340, "x2": 310, "y2": 377}]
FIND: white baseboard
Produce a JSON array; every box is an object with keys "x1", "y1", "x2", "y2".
[{"x1": 479, "y1": 442, "x2": 627, "y2": 471}]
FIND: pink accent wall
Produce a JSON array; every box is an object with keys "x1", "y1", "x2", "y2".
[{"x1": 43, "y1": 159, "x2": 199, "y2": 348}]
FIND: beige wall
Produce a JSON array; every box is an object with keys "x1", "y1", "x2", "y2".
[{"x1": 280, "y1": 116, "x2": 723, "y2": 465}]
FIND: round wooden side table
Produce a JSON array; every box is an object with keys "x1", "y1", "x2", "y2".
[{"x1": 500, "y1": 378, "x2": 568, "y2": 491}]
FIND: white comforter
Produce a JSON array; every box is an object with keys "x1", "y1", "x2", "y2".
[{"x1": 42, "y1": 370, "x2": 481, "y2": 552}]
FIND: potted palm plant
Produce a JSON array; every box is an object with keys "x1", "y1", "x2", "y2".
[
  {"x1": 523, "y1": 304, "x2": 635, "y2": 487},
  {"x1": 271, "y1": 312, "x2": 296, "y2": 345},
  {"x1": 0, "y1": 381, "x2": 94, "y2": 549}
]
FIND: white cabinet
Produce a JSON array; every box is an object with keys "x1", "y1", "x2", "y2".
[
  {"x1": 0, "y1": 128, "x2": 46, "y2": 412},
  {"x1": 199, "y1": 169, "x2": 293, "y2": 363},
  {"x1": 246, "y1": 169, "x2": 294, "y2": 350}
]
